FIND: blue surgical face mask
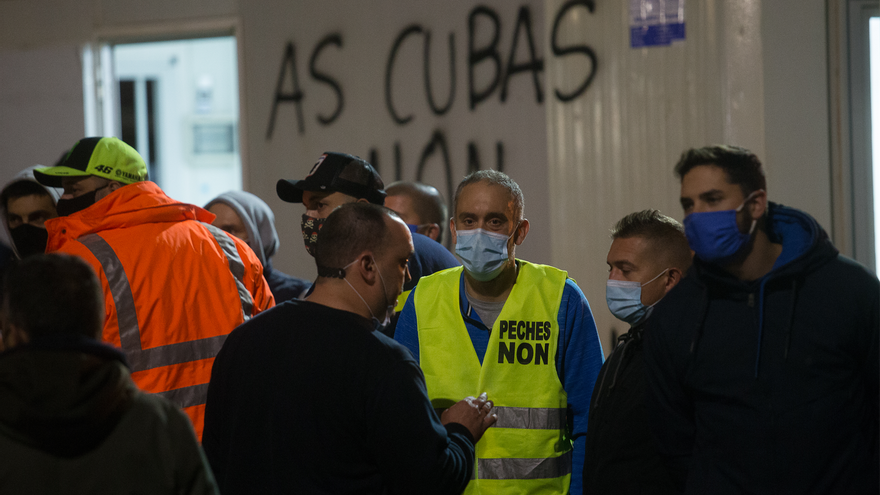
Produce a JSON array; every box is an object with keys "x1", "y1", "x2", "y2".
[
  {"x1": 454, "y1": 227, "x2": 516, "y2": 282},
  {"x1": 683, "y1": 191, "x2": 760, "y2": 263},
  {"x1": 606, "y1": 268, "x2": 669, "y2": 326}
]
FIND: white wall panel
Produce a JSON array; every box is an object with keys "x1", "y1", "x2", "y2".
[
  {"x1": 762, "y1": 0, "x2": 832, "y2": 233},
  {"x1": 545, "y1": 0, "x2": 765, "y2": 351},
  {"x1": 0, "y1": 45, "x2": 85, "y2": 171}
]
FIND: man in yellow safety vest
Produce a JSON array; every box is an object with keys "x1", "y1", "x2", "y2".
[{"x1": 395, "y1": 170, "x2": 604, "y2": 494}]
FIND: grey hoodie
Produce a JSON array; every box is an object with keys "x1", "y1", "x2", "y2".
[
  {"x1": 205, "y1": 191, "x2": 279, "y2": 267},
  {"x1": 0, "y1": 166, "x2": 63, "y2": 258},
  {"x1": 205, "y1": 191, "x2": 309, "y2": 301}
]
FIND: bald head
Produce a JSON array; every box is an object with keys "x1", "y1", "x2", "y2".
[
  {"x1": 315, "y1": 202, "x2": 403, "y2": 272},
  {"x1": 385, "y1": 181, "x2": 447, "y2": 243}
]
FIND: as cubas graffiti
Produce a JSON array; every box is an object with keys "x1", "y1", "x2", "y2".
[{"x1": 266, "y1": 1, "x2": 596, "y2": 192}]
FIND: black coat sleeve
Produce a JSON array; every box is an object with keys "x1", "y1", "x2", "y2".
[{"x1": 365, "y1": 359, "x2": 475, "y2": 495}]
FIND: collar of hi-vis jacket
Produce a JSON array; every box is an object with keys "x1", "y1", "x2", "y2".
[{"x1": 45, "y1": 181, "x2": 216, "y2": 250}]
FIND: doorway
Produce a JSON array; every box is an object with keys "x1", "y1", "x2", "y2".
[{"x1": 86, "y1": 36, "x2": 242, "y2": 207}]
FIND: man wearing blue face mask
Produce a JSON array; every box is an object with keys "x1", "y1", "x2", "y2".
[
  {"x1": 395, "y1": 170, "x2": 605, "y2": 495},
  {"x1": 583, "y1": 209, "x2": 691, "y2": 494},
  {"x1": 645, "y1": 145, "x2": 879, "y2": 494}
]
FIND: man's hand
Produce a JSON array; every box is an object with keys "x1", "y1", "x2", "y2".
[{"x1": 440, "y1": 392, "x2": 497, "y2": 442}]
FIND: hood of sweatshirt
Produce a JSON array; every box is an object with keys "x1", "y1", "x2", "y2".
[
  {"x1": 0, "y1": 335, "x2": 136, "y2": 457},
  {"x1": 0, "y1": 166, "x2": 64, "y2": 257},
  {"x1": 686, "y1": 203, "x2": 840, "y2": 376},
  {"x1": 204, "y1": 190, "x2": 279, "y2": 268}
]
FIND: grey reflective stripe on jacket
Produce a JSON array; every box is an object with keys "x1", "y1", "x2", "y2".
[
  {"x1": 78, "y1": 227, "x2": 253, "y2": 408},
  {"x1": 435, "y1": 406, "x2": 565, "y2": 430},
  {"x1": 200, "y1": 222, "x2": 254, "y2": 318},
  {"x1": 479, "y1": 451, "x2": 572, "y2": 480},
  {"x1": 155, "y1": 383, "x2": 212, "y2": 409}
]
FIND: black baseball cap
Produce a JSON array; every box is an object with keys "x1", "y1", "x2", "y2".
[{"x1": 277, "y1": 152, "x2": 386, "y2": 205}]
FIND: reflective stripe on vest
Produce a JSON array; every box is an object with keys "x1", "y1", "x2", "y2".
[
  {"x1": 479, "y1": 451, "x2": 572, "y2": 480},
  {"x1": 79, "y1": 228, "x2": 251, "y2": 373},
  {"x1": 415, "y1": 262, "x2": 571, "y2": 494},
  {"x1": 435, "y1": 406, "x2": 566, "y2": 430}
]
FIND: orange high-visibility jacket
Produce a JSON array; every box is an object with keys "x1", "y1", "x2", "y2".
[{"x1": 46, "y1": 182, "x2": 275, "y2": 439}]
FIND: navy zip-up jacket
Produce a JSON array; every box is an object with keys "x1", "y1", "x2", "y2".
[{"x1": 644, "y1": 203, "x2": 879, "y2": 494}]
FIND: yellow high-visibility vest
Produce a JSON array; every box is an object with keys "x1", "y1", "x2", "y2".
[
  {"x1": 394, "y1": 289, "x2": 411, "y2": 313},
  {"x1": 414, "y1": 262, "x2": 571, "y2": 495}
]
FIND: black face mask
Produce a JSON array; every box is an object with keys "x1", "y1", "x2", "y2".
[
  {"x1": 10, "y1": 224, "x2": 49, "y2": 258},
  {"x1": 55, "y1": 185, "x2": 107, "y2": 217},
  {"x1": 301, "y1": 214, "x2": 326, "y2": 258}
]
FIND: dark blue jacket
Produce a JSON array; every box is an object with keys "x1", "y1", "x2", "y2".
[
  {"x1": 405, "y1": 233, "x2": 459, "y2": 291},
  {"x1": 645, "y1": 203, "x2": 879, "y2": 494},
  {"x1": 263, "y1": 261, "x2": 310, "y2": 302}
]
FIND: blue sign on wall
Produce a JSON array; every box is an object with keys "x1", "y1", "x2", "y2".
[{"x1": 630, "y1": 0, "x2": 685, "y2": 48}]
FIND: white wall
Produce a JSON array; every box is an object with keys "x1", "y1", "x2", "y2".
[
  {"x1": 762, "y1": 0, "x2": 832, "y2": 231},
  {"x1": 0, "y1": 44, "x2": 85, "y2": 169}
]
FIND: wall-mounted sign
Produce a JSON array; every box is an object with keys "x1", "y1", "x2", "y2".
[{"x1": 629, "y1": 0, "x2": 685, "y2": 48}]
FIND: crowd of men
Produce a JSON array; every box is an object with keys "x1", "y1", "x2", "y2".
[{"x1": 0, "y1": 137, "x2": 876, "y2": 494}]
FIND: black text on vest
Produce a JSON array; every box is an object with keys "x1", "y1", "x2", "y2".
[{"x1": 497, "y1": 320, "x2": 551, "y2": 365}]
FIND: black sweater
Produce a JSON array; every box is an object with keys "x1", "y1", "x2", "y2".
[
  {"x1": 203, "y1": 299, "x2": 475, "y2": 494},
  {"x1": 645, "y1": 203, "x2": 879, "y2": 494}
]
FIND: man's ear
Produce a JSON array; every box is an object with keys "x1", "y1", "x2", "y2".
[
  {"x1": 420, "y1": 223, "x2": 441, "y2": 242},
  {"x1": 354, "y1": 253, "x2": 378, "y2": 285},
  {"x1": 747, "y1": 189, "x2": 768, "y2": 220},
  {"x1": 108, "y1": 181, "x2": 125, "y2": 193},
  {"x1": 513, "y1": 219, "x2": 530, "y2": 245},
  {"x1": 663, "y1": 267, "x2": 683, "y2": 295},
  {"x1": 449, "y1": 218, "x2": 457, "y2": 246}
]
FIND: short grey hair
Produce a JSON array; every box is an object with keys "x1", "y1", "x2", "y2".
[{"x1": 453, "y1": 170, "x2": 524, "y2": 221}]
